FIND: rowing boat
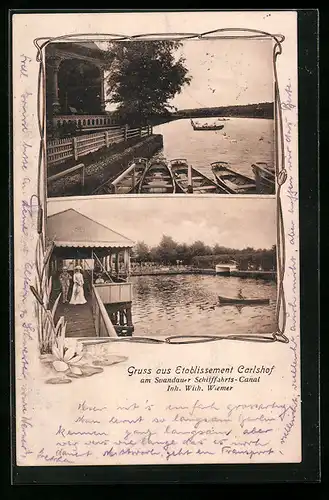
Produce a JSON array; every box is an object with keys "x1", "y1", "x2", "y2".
[
  {"x1": 138, "y1": 159, "x2": 176, "y2": 194},
  {"x1": 251, "y1": 162, "x2": 276, "y2": 194},
  {"x1": 218, "y1": 295, "x2": 270, "y2": 305},
  {"x1": 93, "y1": 158, "x2": 148, "y2": 195},
  {"x1": 170, "y1": 159, "x2": 224, "y2": 194},
  {"x1": 190, "y1": 119, "x2": 224, "y2": 131},
  {"x1": 211, "y1": 161, "x2": 256, "y2": 194}
]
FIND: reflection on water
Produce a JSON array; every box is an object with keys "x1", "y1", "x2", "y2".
[
  {"x1": 131, "y1": 275, "x2": 276, "y2": 337},
  {"x1": 153, "y1": 117, "x2": 274, "y2": 179}
]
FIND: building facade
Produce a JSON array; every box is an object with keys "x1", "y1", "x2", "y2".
[{"x1": 45, "y1": 42, "x2": 117, "y2": 136}]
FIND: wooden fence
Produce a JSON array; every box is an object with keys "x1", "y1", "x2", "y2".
[{"x1": 47, "y1": 125, "x2": 152, "y2": 166}]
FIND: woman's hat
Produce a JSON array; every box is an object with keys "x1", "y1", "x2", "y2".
[
  {"x1": 75, "y1": 265, "x2": 82, "y2": 270},
  {"x1": 62, "y1": 266, "x2": 68, "y2": 270}
]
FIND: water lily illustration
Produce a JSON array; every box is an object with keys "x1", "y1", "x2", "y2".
[
  {"x1": 51, "y1": 337, "x2": 84, "y2": 376},
  {"x1": 41, "y1": 324, "x2": 85, "y2": 376}
]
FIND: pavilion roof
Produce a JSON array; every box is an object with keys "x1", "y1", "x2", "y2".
[{"x1": 47, "y1": 208, "x2": 135, "y2": 249}]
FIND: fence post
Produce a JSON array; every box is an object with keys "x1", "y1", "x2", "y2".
[
  {"x1": 124, "y1": 124, "x2": 128, "y2": 141},
  {"x1": 140, "y1": 126, "x2": 143, "y2": 138},
  {"x1": 105, "y1": 130, "x2": 109, "y2": 147},
  {"x1": 73, "y1": 137, "x2": 78, "y2": 161},
  {"x1": 148, "y1": 125, "x2": 151, "y2": 136}
]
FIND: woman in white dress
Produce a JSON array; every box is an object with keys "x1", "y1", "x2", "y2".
[{"x1": 69, "y1": 266, "x2": 87, "y2": 305}]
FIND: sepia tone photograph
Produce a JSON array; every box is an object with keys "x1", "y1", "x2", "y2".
[
  {"x1": 45, "y1": 37, "x2": 276, "y2": 198},
  {"x1": 46, "y1": 196, "x2": 277, "y2": 340}
]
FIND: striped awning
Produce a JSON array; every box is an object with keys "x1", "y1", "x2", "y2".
[{"x1": 47, "y1": 208, "x2": 135, "y2": 249}]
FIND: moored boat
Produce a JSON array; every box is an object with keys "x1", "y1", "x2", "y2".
[
  {"x1": 218, "y1": 295, "x2": 270, "y2": 305},
  {"x1": 93, "y1": 158, "x2": 148, "y2": 195},
  {"x1": 211, "y1": 161, "x2": 256, "y2": 194},
  {"x1": 190, "y1": 119, "x2": 224, "y2": 131},
  {"x1": 251, "y1": 162, "x2": 276, "y2": 194},
  {"x1": 170, "y1": 158, "x2": 224, "y2": 194},
  {"x1": 138, "y1": 159, "x2": 176, "y2": 194}
]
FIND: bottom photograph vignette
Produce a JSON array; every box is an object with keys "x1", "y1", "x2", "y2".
[{"x1": 41, "y1": 196, "x2": 280, "y2": 353}]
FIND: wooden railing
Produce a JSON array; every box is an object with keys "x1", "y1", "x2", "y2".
[
  {"x1": 47, "y1": 162, "x2": 85, "y2": 190},
  {"x1": 47, "y1": 125, "x2": 153, "y2": 166},
  {"x1": 91, "y1": 285, "x2": 118, "y2": 337}
]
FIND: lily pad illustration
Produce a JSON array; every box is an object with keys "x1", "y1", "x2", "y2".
[
  {"x1": 66, "y1": 365, "x2": 104, "y2": 378},
  {"x1": 53, "y1": 360, "x2": 69, "y2": 372},
  {"x1": 45, "y1": 377, "x2": 72, "y2": 384},
  {"x1": 92, "y1": 355, "x2": 128, "y2": 367}
]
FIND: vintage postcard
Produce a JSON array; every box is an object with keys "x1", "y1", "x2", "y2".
[{"x1": 12, "y1": 11, "x2": 302, "y2": 471}]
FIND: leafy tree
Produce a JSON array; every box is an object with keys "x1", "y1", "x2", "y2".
[
  {"x1": 156, "y1": 235, "x2": 178, "y2": 265},
  {"x1": 176, "y1": 243, "x2": 191, "y2": 264},
  {"x1": 189, "y1": 240, "x2": 207, "y2": 258},
  {"x1": 149, "y1": 246, "x2": 161, "y2": 264},
  {"x1": 105, "y1": 41, "x2": 192, "y2": 126},
  {"x1": 134, "y1": 241, "x2": 150, "y2": 263}
]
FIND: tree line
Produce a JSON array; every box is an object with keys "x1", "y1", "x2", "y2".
[
  {"x1": 132, "y1": 236, "x2": 276, "y2": 271},
  {"x1": 172, "y1": 102, "x2": 274, "y2": 120}
]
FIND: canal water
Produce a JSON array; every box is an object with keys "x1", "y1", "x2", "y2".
[
  {"x1": 131, "y1": 274, "x2": 276, "y2": 337},
  {"x1": 153, "y1": 117, "x2": 274, "y2": 180}
]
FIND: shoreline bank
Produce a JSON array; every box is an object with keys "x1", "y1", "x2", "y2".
[
  {"x1": 47, "y1": 134, "x2": 163, "y2": 197},
  {"x1": 131, "y1": 269, "x2": 276, "y2": 280}
]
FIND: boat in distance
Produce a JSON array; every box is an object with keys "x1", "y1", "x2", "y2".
[
  {"x1": 190, "y1": 119, "x2": 224, "y2": 131},
  {"x1": 211, "y1": 161, "x2": 257, "y2": 194},
  {"x1": 251, "y1": 162, "x2": 276, "y2": 194},
  {"x1": 218, "y1": 295, "x2": 270, "y2": 305},
  {"x1": 138, "y1": 159, "x2": 176, "y2": 194},
  {"x1": 170, "y1": 158, "x2": 224, "y2": 194},
  {"x1": 92, "y1": 158, "x2": 148, "y2": 195}
]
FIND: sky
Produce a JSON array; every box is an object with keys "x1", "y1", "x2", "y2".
[
  {"x1": 102, "y1": 38, "x2": 274, "y2": 112},
  {"x1": 47, "y1": 196, "x2": 276, "y2": 250}
]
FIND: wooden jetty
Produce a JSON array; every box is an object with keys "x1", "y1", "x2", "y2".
[
  {"x1": 48, "y1": 208, "x2": 136, "y2": 338},
  {"x1": 56, "y1": 295, "x2": 97, "y2": 338}
]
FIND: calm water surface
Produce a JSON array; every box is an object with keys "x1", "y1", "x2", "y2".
[
  {"x1": 131, "y1": 275, "x2": 276, "y2": 337},
  {"x1": 153, "y1": 117, "x2": 274, "y2": 179}
]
